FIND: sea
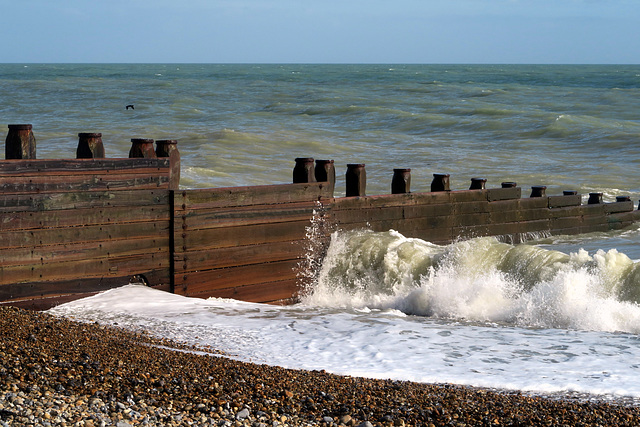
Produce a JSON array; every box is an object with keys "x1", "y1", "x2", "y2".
[{"x1": 3, "y1": 63, "x2": 640, "y2": 403}]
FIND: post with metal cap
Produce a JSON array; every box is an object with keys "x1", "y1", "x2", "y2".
[
  {"x1": 5, "y1": 124, "x2": 36, "y2": 159},
  {"x1": 315, "y1": 159, "x2": 335, "y2": 196},
  {"x1": 156, "y1": 139, "x2": 180, "y2": 190},
  {"x1": 129, "y1": 138, "x2": 156, "y2": 158},
  {"x1": 588, "y1": 192, "x2": 603, "y2": 204},
  {"x1": 501, "y1": 182, "x2": 517, "y2": 188},
  {"x1": 293, "y1": 157, "x2": 316, "y2": 183},
  {"x1": 391, "y1": 168, "x2": 411, "y2": 194},
  {"x1": 346, "y1": 163, "x2": 366, "y2": 197},
  {"x1": 469, "y1": 177, "x2": 487, "y2": 190},
  {"x1": 431, "y1": 173, "x2": 450, "y2": 192},
  {"x1": 530, "y1": 186, "x2": 547, "y2": 198},
  {"x1": 563, "y1": 190, "x2": 578, "y2": 196},
  {"x1": 76, "y1": 133, "x2": 105, "y2": 158}
]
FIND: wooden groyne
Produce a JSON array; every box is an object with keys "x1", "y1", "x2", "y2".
[{"x1": 2, "y1": 125, "x2": 639, "y2": 309}]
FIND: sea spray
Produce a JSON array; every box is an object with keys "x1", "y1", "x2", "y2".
[{"x1": 302, "y1": 229, "x2": 640, "y2": 333}]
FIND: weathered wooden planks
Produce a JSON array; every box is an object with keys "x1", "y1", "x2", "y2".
[
  {"x1": 0, "y1": 158, "x2": 173, "y2": 309},
  {"x1": 173, "y1": 183, "x2": 331, "y2": 302}
]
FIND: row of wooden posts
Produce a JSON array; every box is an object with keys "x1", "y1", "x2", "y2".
[
  {"x1": 291, "y1": 157, "x2": 630, "y2": 205},
  {"x1": 4, "y1": 124, "x2": 631, "y2": 205},
  {"x1": 4, "y1": 124, "x2": 179, "y2": 160}
]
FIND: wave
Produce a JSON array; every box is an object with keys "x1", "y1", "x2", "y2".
[{"x1": 301, "y1": 230, "x2": 640, "y2": 333}]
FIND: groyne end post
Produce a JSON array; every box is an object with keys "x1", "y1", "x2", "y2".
[
  {"x1": 5, "y1": 124, "x2": 36, "y2": 159},
  {"x1": 129, "y1": 138, "x2": 157, "y2": 158},
  {"x1": 293, "y1": 157, "x2": 316, "y2": 183},
  {"x1": 470, "y1": 177, "x2": 487, "y2": 190},
  {"x1": 346, "y1": 163, "x2": 366, "y2": 197},
  {"x1": 616, "y1": 196, "x2": 631, "y2": 202},
  {"x1": 156, "y1": 139, "x2": 180, "y2": 190},
  {"x1": 315, "y1": 159, "x2": 335, "y2": 195},
  {"x1": 431, "y1": 173, "x2": 450, "y2": 192},
  {"x1": 588, "y1": 192, "x2": 603, "y2": 204},
  {"x1": 563, "y1": 190, "x2": 578, "y2": 195},
  {"x1": 76, "y1": 133, "x2": 105, "y2": 159},
  {"x1": 530, "y1": 186, "x2": 547, "y2": 198},
  {"x1": 391, "y1": 168, "x2": 411, "y2": 194},
  {"x1": 501, "y1": 182, "x2": 517, "y2": 188}
]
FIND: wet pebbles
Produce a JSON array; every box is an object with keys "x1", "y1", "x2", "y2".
[{"x1": 1, "y1": 305, "x2": 638, "y2": 426}]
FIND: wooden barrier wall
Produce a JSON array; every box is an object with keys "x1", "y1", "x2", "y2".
[
  {"x1": 328, "y1": 187, "x2": 640, "y2": 244},
  {"x1": 173, "y1": 182, "x2": 333, "y2": 303},
  {"x1": 2, "y1": 156, "x2": 640, "y2": 309},
  {"x1": 0, "y1": 158, "x2": 173, "y2": 309}
]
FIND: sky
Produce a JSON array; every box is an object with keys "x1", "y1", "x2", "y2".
[{"x1": 1, "y1": 0, "x2": 638, "y2": 64}]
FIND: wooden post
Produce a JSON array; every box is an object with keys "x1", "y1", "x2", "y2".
[
  {"x1": 391, "y1": 168, "x2": 411, "y2": 194},
  {"x1": 530, "y1": 186, "x2": 547, "y2": 198},
  {"x1": 129, "y1": 138, "x2": 156, "y2": 158},
  {"x1": 315, "y1": 159, "x2": 335, "y2": 195},
  {"x1": 469, "y1": 177, "x2": 486, "y2": 190},
  {"x1": 76, "y1": 133, "x2": 105, "y2": 158},
  {"x1": 616, "y1": 196, "x2": 631, "y2": 202},
  {"x1": 431, "y1": 173, "x2": 450, "y2": 192},
  {"x1": 346, "y1": 163, "x2": 366, "y2": 197},
  {"x1": 156, "y1": 140, "x2": 180, "y2": 190},
  {"x1": 5, "y1": 124, "x2": 36, "y2": 159},
  {"x1": 293, "y1": 157, "x2": 316, "y2": 183},
  {"x1": 588, "y1": 192, "x2": 603, "y2": 204},
  {"x1": 502, "y1": 182, "x2": 517, "y2": 188},
  {"x1": 563, "y1": 190, "x2": 578, "y2": 195}
]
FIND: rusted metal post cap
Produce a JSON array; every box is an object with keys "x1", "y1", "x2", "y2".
[
  {"x1": 588, "y1": 192, "x2": 603, "y2": 204},
  {"x1": 293, "y1": 157, "x2": 316, "y2": 183},
  {"x1": 501, "y1": 182, "x2": 517, "y2": 188},
  {"x1": 469, "y1": 177, "x2": 487, "y2": 190},
  {"x1": 530, "y1": 185, "x2": 547, "y2": 198},
  {"x1": 346, "y1": 163, "x2": 366, "y2": 197},
  {"x1": 431, "y1": 173, "x2": 450, "y2": 192},
  {"x1": 6, "y1": 124, "x2": 36, "y2": 159},
  {"x1": 616, "y1": 196, "x2": 631, "y2": 202},
  {"x1": 563, "y1": 190, "x2": 578, "y2": 196},
  {"x1": 391, "y1": 168, "x2": 411, "y2": 194},
  {"x1": 155, "y1": 139, "x2": 179, "y2": 157},
  {"x1": 129, "y1": 138, "x2": 156, "y2": 158},
  {"x1": 77, "y1": 133, "x2": 105, "y2": 159}
]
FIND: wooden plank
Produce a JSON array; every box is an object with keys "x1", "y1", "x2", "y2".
[
  {"x1": 178, "y1": 201, "x2": 319, "y2": 230},
  {"x1": 0, "y1": 173, "x2": 170, "y2": 194},
  {"x1": 0, "y1": 251, "x2": 170, "y2": 285},
  {"x1": 178, "y1": 220, "x2": 310, "y2": 251},
  {"x1": 0, "y1": 158, "x2": 170, "y2": 174},
  {"x1": 174, "y1": 260, "x2": 299, "y2": 294},
  {"x1": 180, "y1": 278, "x2": 300, "y2": 303},
  {"x1": 180, "y1": 182, "x2": 332, "y2": 209},
  {"x1": 548, "y1": 195, "x2": 581, "y2": 208},
  {"x1": 1, "y1": 204, "x2": 169, "y2": 231},
  {"x1": 0, "y1": 189, "x2": 170, "y2": 213},
  {"x1": 604, "y1": 201, "x2": 634, "y2": 214},
  {"x1": 176, "y1": 241, "x2": 305, "y2": 272},
  {"x1": 0, "y1": 221, "x2": 170, "y2": 249},
  {"x1": 0, "y1": 269, "x2": 168, "y2": 301},
  {"x1": 0, "y1": 236, "x2": 169, "y2": 267}
]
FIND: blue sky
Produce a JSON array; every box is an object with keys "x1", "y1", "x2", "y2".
[{"x1": 2, "y1": 0, "x2": 638, "y2": 63}]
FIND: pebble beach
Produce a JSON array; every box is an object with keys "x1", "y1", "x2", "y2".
[{"x1": 1, "y1": 306, "x2": 639, "y2": 426}]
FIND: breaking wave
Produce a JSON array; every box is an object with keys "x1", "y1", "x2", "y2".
[{"x1": 302, "y1": 229, "x2": 640, "y2": 333}]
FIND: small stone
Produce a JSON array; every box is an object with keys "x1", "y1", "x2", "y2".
[{"x1": 237, "y1": 408, "x2": 250, "y2": 420}]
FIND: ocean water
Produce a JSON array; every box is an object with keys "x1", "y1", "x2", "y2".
[{"x1": 4, "y1": 63, "x2": 640, "y2": 401}]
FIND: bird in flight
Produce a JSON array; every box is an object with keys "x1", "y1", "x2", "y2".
[{"x1": 126, "y1": 104, "x2": 135, "y2": 110}]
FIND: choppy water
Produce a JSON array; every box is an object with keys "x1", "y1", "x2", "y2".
[{"x1": 4, "y1": 63, "x2": 640, "y2": 401}]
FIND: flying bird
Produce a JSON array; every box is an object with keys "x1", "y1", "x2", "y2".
[{"x1": 126, "y1": 104, "x2": 135, "y2": 110}]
